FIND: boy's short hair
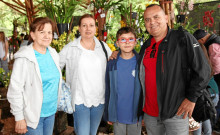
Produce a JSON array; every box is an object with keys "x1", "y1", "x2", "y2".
[{"x1": 116, "y1": 27, "x2": 137, "y2": 40}]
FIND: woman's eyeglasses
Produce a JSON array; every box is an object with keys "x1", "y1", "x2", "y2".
[
  {"x1": 150, "y1": 43, "x2": 156, "y2": 58},
  {"x1": 118, "y1": 38, "x2": 136, "y2": 43}
]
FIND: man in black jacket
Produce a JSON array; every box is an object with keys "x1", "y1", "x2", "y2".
[{"x1": 138, "y1": 4, "x2": 211, "y2": 135}]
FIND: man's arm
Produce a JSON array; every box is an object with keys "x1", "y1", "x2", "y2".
[{"x1": 177, "y1": 32, "x2": 211, "y2": 118}]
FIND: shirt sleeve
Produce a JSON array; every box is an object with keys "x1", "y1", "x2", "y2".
[
  {"x1": 184, "y1": 32, "x2": 211, "y2": 102},
  {"x1": 7, "y1": 58, "x2": 27, "y2": 121},
  {"x1": 209, "y1": 43, "x2": 220, "y2": 75}
]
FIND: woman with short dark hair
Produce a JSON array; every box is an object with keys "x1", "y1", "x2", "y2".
[{"x1": 7, "y1": 17, "x2": 62, "y2": 135}]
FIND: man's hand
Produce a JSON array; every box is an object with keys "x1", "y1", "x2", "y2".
[
  {"x1": 107, "y1": 121, "x2": 113, "y2": 125},
  {"x1": 176, "y1": 98, "x2": 195, "y2": 119},
  {"x1": 109, "y1": 51, "x2": 118, "y2": 60},
  {"x1": 15, "y1": 119, "x2": 28, "y2": 134}
]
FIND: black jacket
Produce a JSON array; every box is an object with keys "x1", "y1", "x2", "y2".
[
  {"x1": 204, "y1": 34, "x2": 220, "y2": 50},
  {"x1": 138, "y1": 28, "x2": 211, "y2": 121}
]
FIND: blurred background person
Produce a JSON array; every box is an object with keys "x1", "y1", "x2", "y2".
[
  {"x1": 20, "y1": 34, "x2": 30, "y2": 47},
  {"x1": 0, "y1": 31, "x2": 9, "y2": 73}
]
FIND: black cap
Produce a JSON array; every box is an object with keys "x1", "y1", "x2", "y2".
[{"x1": 193, "y1": 29, "x2": 208, "y2": 40}]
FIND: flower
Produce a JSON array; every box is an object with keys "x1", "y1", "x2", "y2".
[
  {"x1": 51, "y1": 26, "x2": 78, "y2": 52},
  {"x1": 203, "y1": 10, "x2": 214, "y2": 27},
  {"x1": 175, "y1": 0, "x2": 194, "y2": 15}
]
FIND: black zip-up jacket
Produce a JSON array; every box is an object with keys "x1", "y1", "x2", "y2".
[
  {"x1": 137, "y1": 28, "x2": 211, "y2": 121},
  {"x1": 204, "y1": 34, "x2": 220, "y2": 50}
]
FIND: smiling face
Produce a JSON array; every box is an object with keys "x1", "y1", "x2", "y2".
[
  {"x1": 30, "y1": 23, "x2": 53, "y2": 48},
  {"x1": 79, "y1": 17, "x2": 96, "y2": 39},
  {"x1": 116, "y1": 32, "x2": 136, "y2": 53},
  {"x1": 144, "y1": 5, "x2": 168, "y2": 41}
]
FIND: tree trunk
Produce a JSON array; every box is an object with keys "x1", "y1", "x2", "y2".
[{"x1": 97, "y1": 10, "x2": 108, "y2": 41}]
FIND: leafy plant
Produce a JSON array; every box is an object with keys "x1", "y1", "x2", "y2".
[
  {"x1": 0, "y1": 68, "x2": 11, "y2": 88},
  {"x1": 51, "y1": 26, "x2": 79, "y2": 52},
  {"x1": 173, "y1": 18, "x2": 196, "y2": 34},
  {"x1": 39, "y1": 0, "x2": 81, "y2": 23},
  {"x1": 175, "y1": 0, "x2": 194, "y2": 15},
  {"x1": 91, "y1": 0, "x2": 124, "y2": 11}
]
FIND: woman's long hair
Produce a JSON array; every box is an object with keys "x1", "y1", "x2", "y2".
[{"x1": 0, "y1": 31, "x2": 6, "y2": 43}]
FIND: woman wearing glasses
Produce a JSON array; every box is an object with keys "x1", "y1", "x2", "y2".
[{"x1": 59, "y1": 14, "x2": 112, "y2": 135}]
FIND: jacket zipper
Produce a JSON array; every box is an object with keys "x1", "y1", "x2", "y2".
[{"x1": 159, "y1": 49, "x2": 165, "y2": 121}]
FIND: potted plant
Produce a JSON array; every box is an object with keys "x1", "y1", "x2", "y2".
[
  {"x1": 175, "y1": 0, "x2": 194, "y2": 23},
  {"x1": 40, "y1": 0, "x2": 81, "y2": 35},
  {"x1": 90, "y1": 0, "x2": 123, "y2": 40}
]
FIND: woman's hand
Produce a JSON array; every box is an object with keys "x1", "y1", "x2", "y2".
[
  {"x1": 2, "y1": 56, "x2": 7, "y2": 61},
  {"x1": 15, "y1": 119, "x2": 28, "y2": 134},
  {"x1": 107, "y1": 121, "x2": 113, "y2": 125}
]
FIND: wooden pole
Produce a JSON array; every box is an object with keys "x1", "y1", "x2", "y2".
[
  {"x1": 53, "y1": 15, "x2": 59, "y2": 37},
  {"x1": 66, "y1": 16, "x2": 74, "y2": 43},
  {"x1": 198, "y1": 23, "x2": 200, "y2": 29},
  {"x1": 219, "y1": 22, "x2": 220, "y2": 36},
  {"x1": 169, "y1": 2, "x2": 174, "y2": 28},
  {"x1": 121, "y1": 15, "x2": 127, "y2": 27},
  {"x1": 130, "y1": 4, "x2": 132, "y2": 27},
  {"x1": 165, "y1": 3, "x2": 171, "y2": 27}
]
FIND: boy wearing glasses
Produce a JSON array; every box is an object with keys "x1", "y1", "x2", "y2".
[{"x1": 104, "y1": 27, "x2": 142, "y2": 135}]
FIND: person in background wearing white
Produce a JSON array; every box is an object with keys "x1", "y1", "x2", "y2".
[
  {"x1": 59, "y1": 14, "x2": 112, "y2": 135},
  {"x1": 7, "y1": 17, "x2": 62, "y2": 135},
  {"x1": 0, "y1": 31, "x2": 9, "y2": 73}
]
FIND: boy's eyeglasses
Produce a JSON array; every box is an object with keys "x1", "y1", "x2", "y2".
[
  {"x1": 118, "y1": 38, "x2": 136, "y2": 43},
  {"x1": 150, "y1": 43, "x2": 156, "y2": 58}
]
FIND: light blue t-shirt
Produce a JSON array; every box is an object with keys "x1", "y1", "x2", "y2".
[
  {"x1": 34, "y1": 48, "x2": 60, "y2": 117},
  {"x1": 117, "y1": 55, "x2": 136, "y2": 124}
]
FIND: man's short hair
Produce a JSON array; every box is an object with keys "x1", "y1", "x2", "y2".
[
  {"x1": 193, "y1": 29, "x2": 208, "y2": 40},
  {"x1": 116, "y1": 27, "x2": 136, "y2": 40}
]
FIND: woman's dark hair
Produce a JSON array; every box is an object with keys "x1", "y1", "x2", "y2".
[
  {"x1": 116, "y1": 27, "x2": 137, "y2": 40},
  {"x1": 24, "y1": 34, "x2": 29, "y2": 40},
  {"x1": 0, "y1": 31, "x2": 5, "y2": 42},
  {"x1": 29, "y1": 17, "x2": 55, "y2": 41},
  {"x1": 78, "y1": 14, "x2": 95, "y2": 26}
]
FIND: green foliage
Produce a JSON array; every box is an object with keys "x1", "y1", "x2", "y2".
[
  {"x1": 91, "y1": 0, "x2": 124, "y2": 11},
  {"x1": 0, "y1": 3, "x2": 27, "y2": 36},
  {"x1": 0, "y1": 68, "x2": 11, "y2": 88},
  {"x1": 39, "y1": 0, "x2": 81, "y2": 23},
  {"x1": 173, "y1": 18, "x2": 197, "y2": 34},
  {"x1": 51, "y1": 26, "x2": 78, "y2": 52}
]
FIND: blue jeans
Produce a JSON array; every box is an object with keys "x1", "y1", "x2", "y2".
[
  {"x1": 193, "y1": 119, "x2": 212, "y2": 135},
  {"x1": 73, "y1": 104, "x2": 104, "y2": 135},
  {"x1": 25, "y1": 114, "x2": 55, "y2": 135},
  {"x1": 0, "y1": 58, "x2": 9, "y2": 73},
  {"x1": 193, "y1": 94, "x2": 219, "y2": 135}
]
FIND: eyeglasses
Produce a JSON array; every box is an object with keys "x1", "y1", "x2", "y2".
[
  {"x1": 150, "y1": 43, "x2": 156, "y2": 58},
  {"x1": 118, "y1": 38, "x2": 136, "y2": 43}
]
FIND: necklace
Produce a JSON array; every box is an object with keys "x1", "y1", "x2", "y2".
[{"x1": 81, "y1": 39, "x2": 95, "y2": 50}]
